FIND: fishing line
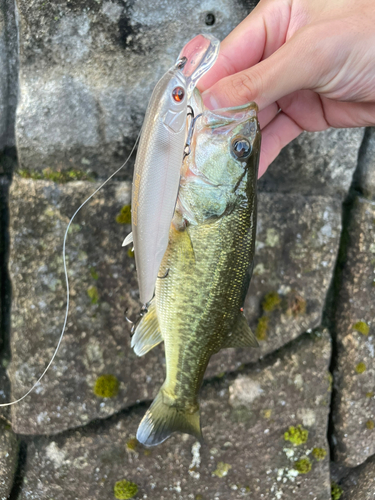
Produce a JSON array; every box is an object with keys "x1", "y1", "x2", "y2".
[{"x1": 0, "y1": 132, "x2": 141, "y2": 407}]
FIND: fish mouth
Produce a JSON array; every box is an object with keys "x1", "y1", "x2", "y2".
[{"x1": 189, "y1": 88, "x2": 258, "y2": 127}]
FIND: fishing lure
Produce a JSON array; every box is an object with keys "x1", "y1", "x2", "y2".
[{"x1": 123, "y1": 34, "x2": 220, "y2": 305}]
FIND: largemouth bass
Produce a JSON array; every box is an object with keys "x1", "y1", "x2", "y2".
[{"x1": 133, "y1": 90, "x2": 261, "y2": 446}]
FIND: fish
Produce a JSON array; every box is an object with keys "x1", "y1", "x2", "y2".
[
  {"x1": 123, "y1": 34, "x2": 220, "y2": 305},
  {"x1": 132, "y1": 89, "x2": 261, "y2": 446}
]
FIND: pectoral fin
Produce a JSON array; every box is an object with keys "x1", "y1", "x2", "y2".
[
  {"x1": 122, "y1": 232, "x2": 133, "y2": 247},
  {"x1": 222, "y1": 312, "x2": 259, "y2": 349},
  {"x1": 131, "y1": 301, "x2": 163, "y2": 356}
]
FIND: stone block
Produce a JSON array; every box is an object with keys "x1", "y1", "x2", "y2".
[
  {"x1": 258, "y1": 128, "x2": 365, "y2": 200},
  {"x1": 15, "y1": 0, "x2": 258, "y2": 177},
  {"x1": 0, "y1": 420, "x2": 19, "y2": 499},
  {"x1": 8, "y1": 178, "x2": 341, "y2": 434},
  {"x1": 19, "y1": 331, "x2": 332, "y2": 500},
  {"x1": 339, "y1": 455, "x2": 375, "y2": 500},
  {"x1": 354, "y1": 127, "x2": 375, "y2": 200},
  {"x1": 332, "y1": 197, "x2": 375, "y2": 466}
]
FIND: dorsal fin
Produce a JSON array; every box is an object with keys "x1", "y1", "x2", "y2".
[
  {"x1": 131, "y1": 301, "x2": 163, "y2": 356},
  {"x1": 222, "y1": 312, "x2": 259, "y2": 349}
]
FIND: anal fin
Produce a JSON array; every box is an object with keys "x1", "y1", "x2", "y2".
[
  {"x1": 222, "y1": 312, "x2": 259, "y2": 349},
  {"x1": 131, "y1": 300, "x2": 163, "y2": 356}
]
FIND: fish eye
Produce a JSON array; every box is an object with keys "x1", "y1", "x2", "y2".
[
  {"x1": 231, "y1": 137, "x2": 252, "y2": 159},
  {"x1": 172, "y1": 86, "x2": 185, "y2": 102}
]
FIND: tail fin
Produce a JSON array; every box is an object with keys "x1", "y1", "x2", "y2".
[{"x1": 136, "y1": 390, "x2": 202, "y2": 447}]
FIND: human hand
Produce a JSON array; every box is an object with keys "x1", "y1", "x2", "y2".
[{"x1": 198, "y1": 0, "x2": 375, "y2": 177}]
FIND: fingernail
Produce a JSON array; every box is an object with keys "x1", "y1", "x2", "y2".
[{"x1": 202, "y1": 90, "x2": 220, "y2": 110}]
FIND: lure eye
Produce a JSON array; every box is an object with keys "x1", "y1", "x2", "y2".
[
  {"x1": 231, "y1": 138, "x2": 252, "y2": 159},
  {"x1": 172, "y1": 86, "x2": 185, "y2": 102}
]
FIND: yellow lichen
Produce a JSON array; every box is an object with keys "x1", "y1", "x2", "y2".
[
  {"x1": 256, "y1": 316, "x2": 269, "y2": 341},
  {"x1": 116, "y1": 205, "x2": 132, "y2": 224},
  {"x1": 212, "y1": 462, "x2": 232, "y2": 478},
  {"x1": 352, "y1": 321, "x2": 370, "y2": 335},
  {"x1": 312, "y1": 447, "x2": 327, "y2": 460},
  {"x1": 262, "y1": 291, "x2": 281, "y2": 312},
  {"x1": 113, "y1": 480, "x2": 138, "y2": 500},
  {"x1": 90, "y1": 267, "x2": 99, "y2": 280},
  {"x1": 294, "y1": 458, "x2": 312, "y2": 474},
  {"x1": 284, "y1": 425, "x2": 308, "y2": 445},
  {"x1": 366, "y1": 419, "x2": 374, "y2": 430},
  {"x1": 355, "y1": 362, "x2": 366, "y2": 374},
  {"x1": 87, "y1": 286, "x2": 99, "y2": 305},
  {"x1": 263, "y1": 409, "x2": 272, "y2": 419},
  {"x1": 93, "y1": 374, "x2": 119, "y2": 398},
  {"x1": 126, "y1": 438, "x2": 138, "y2": 451}
]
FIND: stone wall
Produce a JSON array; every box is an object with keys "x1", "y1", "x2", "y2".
[{"x1": 1, "y1": 0, "x2": 375, "y2": 498}]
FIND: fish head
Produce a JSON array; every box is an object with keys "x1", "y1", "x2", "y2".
[{"x1": 184, "y1": 90, "x2": 261, "y2": 187}]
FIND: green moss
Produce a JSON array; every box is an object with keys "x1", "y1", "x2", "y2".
[
  {"x1": 93, "y1": 374, "x2": 119, "y2": 398},
  {"x1": 366, "y1": 419, "x2": 374, "y2": 430},
  {"x1": 217, "y1": 371, "x2": 225, "y2": 379},
  {"x1": 312, "y1": 447, "x2": 327, "y2": 460},
  {"x1": 18, "y1": 169, "x2": 43, "y2": 180},
  {"x1": 113, "y1": 480, "x2": 138, "y2": 499},
  {"x1": 90, "y1": 267, "x2": 99, "y2": 280},
  {"x1": 127, "y1": 248, "x2": 135, "y2": 258},
  {"x1": 284, "y1": 425, "x2": 309, "y2": 445},
  {"x1": 352, "y1": 321, "x2": 370, "y2": 335},
  {"x1": 116, "y1": 205, "x2": 132, "y2": 224},
  {"x1": 331, "y1": 482, "x2": 343, "y2": 500},
  {"x1": 262, "y1": 291, "x2": 281, "y2": 312},
  {"x1": 212, "y1": 462, "x2": 232, "y2": 478},
  {"x1": 355, "y1": 362, "x2": 366, "y2": 374},
  {"x1": 256, "y1": 316, "x2": 269, "y2": 341},
  {"x1": 87, "y1": 286, "x2": 99, "y2": 305},
  {"x1": 327, "y1": 372, "x2": 333, "y2": 392},
  {"x1": 294, "y1": 458, "x2": 312, "y2": 474},
  {"x1": 18, "y1": 167, "x2": 93, "y2": 183},
  {"x1": 126, "y1": 438, "x2": 138, "y2": 451}
]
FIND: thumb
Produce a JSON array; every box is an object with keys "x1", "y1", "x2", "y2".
[{"x1": 202, "y1": 29, "x2": 321, "y2": 111}]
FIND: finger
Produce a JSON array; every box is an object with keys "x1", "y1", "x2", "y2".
[
  {"x1": 320, "y1": 98, "x2": 375, "y2": 128},
  {"x1": 279, "y1": 90, "x2": 375, "y2": 130},
  {"x1": 258, "y1": 111, "x2": 303, "y2": 178},
  {"x1": 202, "y1": 27, "x2": 326, "y2": 112},
  {"x1": 198, "y1": 0, "x2": 292, "y2": 92},
  {"x1": 258, "y1": 102, "x2": 279, "y2": 129}
]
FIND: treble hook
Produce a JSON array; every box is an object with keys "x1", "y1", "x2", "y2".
[
  {"x1": 184, "y1": 109, "x2": 202, "y2": 160},
  {"x1": 125, "y1": 303, "x2": 149, "y2": 337},
  {"x1": 157, "y1": 268, "x2": 170, "y2": 279}
]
